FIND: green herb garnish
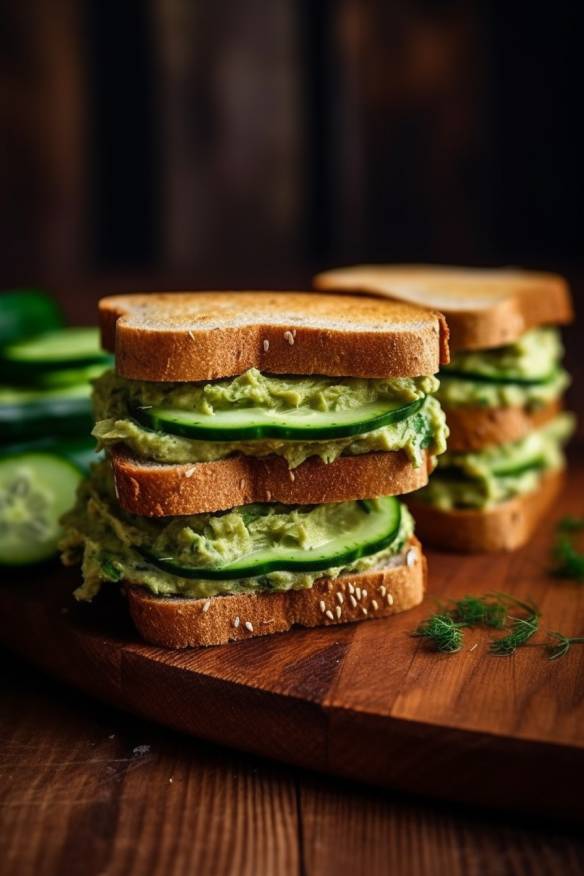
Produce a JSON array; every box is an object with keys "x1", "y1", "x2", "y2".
[
  {"x1": 489, "y1": 597, "x2": 540, "y2": 656},
  {"x1": 545, "y1": 632, "x2": 584, "y2": 661},
  {"x1": 552, "y1": 516, "x2": 584, "y2": 582},
  {"x1": 451, "y1": 595, "x2": 507, "y2": 629},
  {"x1": 412, "y1": 613, "x2": 465, "y2": 653}
]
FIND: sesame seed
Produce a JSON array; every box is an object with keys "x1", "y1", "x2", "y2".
[
  {"x1": 406, "y1": 548, "x2": 416, "y2": 568},
  {"x1": 336, "y1": 592, "x2": 344, "y2": 605},
  {"x1": 265, "y1": 490, "x2": 272, "y2": 501},
  {"x1": 371, "y1": 599, "x2": 379, "y2": 611},
  {"x1": 335, "y1": 605, "x2": 342, "y2": 619},
  {"x1": 349, "y1": 595, "x2": 357, "y2": 608},
  {"x1": 284, "y1": 330, "x2": 295, "y2": 345},
  {"x1": 469, "y1": 642, "x2": 479, "y2": 652},
  {"x1": 202, "y1": 600, "x2": 211, "y2": 613},
  {"x1": 356, "y1": 587, "x2": 362, "y2": 601},
  {"x1": 340, "y1": 582, "x2": 346, "y2": 592},
  {"x1": 289, "y1": 470, "x2": 295, "y2": 482},
  {"x1": 188, "y1": 330, "x2": 196, "y2": 341},
  {"x1": 348, "y1": 583, "x2": 355, "y2": 595},
  {"x1": 245, "y1": 621, "x2": 254, "y2": 633},
  {"x1": 380, "y1": 585, "x2": 387, "y2": 597},
  {"x1": 386, "y1": 593, "x2": 394, "y2": 606},
  {"x1": 361, "y1": 606, "x2": 368, "y2": 616},
  {"x1": 319, "y1": 600, "x2": 326, "y2": 613},
  {"x1": 263, "y1": 339, "x2": 270, "y2": 352},
  {"x1": 327, "y1": 582, "x2": 333, "y2": 592},
  {"x1": 233, "y1": 616, "x2": 240, "y2": 628},
  {"x1": 362, "y1": 589, "x2": 368, "y2": 599},
  {"x1": 185, "y1": 465, "x2": 196, "y2": 478},
  {"x1": 239, "y1": 478, "x2": 245, "y2": 489},
  {"x1": 325, "y1": 610, "x2": 334, "y2": 621}
]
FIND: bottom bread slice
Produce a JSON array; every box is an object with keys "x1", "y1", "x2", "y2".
[
  {"x1": 408, "y1": 469, "x2": 564, "y2": 553},
  {"x1": 126, "y1": 537, "x2": 426, "y2": 648},
  {"x1": 445, "y1": 399, "x2": 561, "y2": 452}
]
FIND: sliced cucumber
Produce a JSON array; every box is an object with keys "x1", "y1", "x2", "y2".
[
  {"x1": 0, "y1": 451, "x2": 81, "y2": 565},
  {"x1": 139, "y1": 495, "x2": 402, "y2": 580},
  {"x1": 133, "y1": 397, "x2": 425, "y2": 442},
  {"x1": 1, "y1": 327, "x2": 110, "y2": 380},
  {"x1": 491, "y1": 456, "x2": 546, "y2": 478},
  {"x1": 0, "y1": 437, "x2": 99, "y2": 474},
  {"x1": 0, "y1": 290, "x2": 63, "y2": 348},
  {"x1": 440, "y1": 368, "x2": 557, "y2": 386},
  {"x1": 0, "y1": 384, "x2": 93, "y2": 441},
  {"x1": 25, "y1": 361, "x2": 112, "y2": 389}
]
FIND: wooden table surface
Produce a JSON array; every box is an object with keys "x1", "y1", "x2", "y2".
[{"x1": 2, "y1": 652, "x2": 583, "y2": 876}]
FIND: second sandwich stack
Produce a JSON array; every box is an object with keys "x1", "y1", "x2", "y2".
[
  {"x1": 60, "y1": 291, "x2": 449, "y2": 645},
  {"x1": 315, "y1": 266, "x2": 574, "y2": 552}
]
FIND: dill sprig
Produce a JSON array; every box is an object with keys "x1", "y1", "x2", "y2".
[
  {"x1": 412, "y1": 613, "x2": 465, "y2": 653},
  {"x1": 545, "y1": 632, "x2": 584, "y2": 661},
  {"x1": 552, "y1": 516, "x2": 584, "y2": 582},
  {"x1": 489, "y1": 597, "x2": 541, "y2": 656},
  {"x1": 451, "y1": 595, "x2": 507, "y2": 629}
]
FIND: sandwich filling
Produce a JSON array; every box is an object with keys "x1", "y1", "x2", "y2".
[
  {"x1": 91, "y1": 368, "x2": 448, "y2": 468},
  {"x1": 414, "y1": 413, "x2": 574, "y2": 510},
  {"x1": 61, "y1": 462, "x2": 415, "y2": 600},
  {"x1": 437, "y1": 327, "x2": 569, "y2": 409}
]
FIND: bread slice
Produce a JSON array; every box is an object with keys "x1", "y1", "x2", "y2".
[
  {"x1": 407, "y1": 469, "x2": 564, "y2": 553},
  {"x1": 445, "y1": 399, "x2": 561, "y2": 452},
  {"x1": 99, "y1": 291, "x2": 449, "y2": 382},
  {"x1": 314, "y1": 265, "x2": 573, "y2": 352},
  {"x1": 110, "y1": 447, "x2": 435, "y2": 516},
  {"x1": 125, "y1": 537, "x2": 425, "y2": 647}
]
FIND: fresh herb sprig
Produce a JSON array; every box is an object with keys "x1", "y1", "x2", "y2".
[
  {"x1": 489, "y1": 599, "x2": 541, "y2": 656},
  {"x1": 552, "y1": 516, "x2": 584, "y2": 582},
  {"x1": 545, "y1": 632, "x2": 584, "y2": 661},
  {"x1": 412, "y1": 613, "x2": 465, "y2": 653}
]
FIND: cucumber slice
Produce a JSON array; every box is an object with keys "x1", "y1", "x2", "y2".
[
  {"x1": 139, "y1": 496, "x2": 402, "y2": 580},
  {"x1": 25, "y1": 362, "x2": 113, "y2": 389},
  {"x1": 0, "y1": 437, "x2": 98, "y2": 473},
  {"x1": 0, "y1": 290, "x2": 63, "y2": 348},
  {"x1": 1, "y1": 327, "x2": 110, "y2": 380},
  {"x1": 441, "y1": 368, "x2": 556, "y2": 386},
  {"x1": 133, "y1": 397, "x2": 425, "y2": 442},
  {"x1": 0, "y1": 384, "x2": 93, "y2": 441},
  {"x1": 0, "y1": 451, "x2": 81, "y2": 565}
]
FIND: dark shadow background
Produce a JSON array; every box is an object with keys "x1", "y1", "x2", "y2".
[{"x1": 0, "y1": 0, "x2": 582, "y2": 424}]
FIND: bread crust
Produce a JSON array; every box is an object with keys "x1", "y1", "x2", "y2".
[
  {"x1": 110, "y1": 448, "x2": 435, "y2": 516},
  {"x1": 445, "y1": 399, "x2": 561, "y2": 452},
  {"x1": 314, "y1": 265, "x2": 573, "y2": 352},
  {"x1": 125, "y1": 537, "x2": 426, "y2": 648},
  {"x1": 408, "y1": 469, "x2": 564, "y2": 553},
  {"x1": 99, "y1": 291, "x2": 449, "y2": 381}
]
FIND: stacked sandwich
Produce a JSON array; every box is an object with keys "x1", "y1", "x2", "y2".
[
  {"x1": 61, "y1": 291, "x2": 449, "y2": 646},
  {"x1": 315, "y1": 266, "x2": 574, "y2": 552}
]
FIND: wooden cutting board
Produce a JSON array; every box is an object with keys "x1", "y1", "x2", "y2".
[{"x1": 1, "y1": 464, "x2": 583, "y2": 821}]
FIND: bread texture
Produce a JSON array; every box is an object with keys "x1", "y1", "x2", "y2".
[
  {"x1": 125, "y1": 537, "x2": 425, "y2": 647},
  {"x1": 445, "y1": 399, "x2": 561, "y2": 452},
  {"x1": 408, "y1": 469, "x2": 564, "y2": 553},
  {"x1": 110, "y1": 447, "x2": 435, "y2": 516},
  {"x1": 99, "y1": 291, "x2": 449, "y2": 382},
  {"x1": 314, "y1": 265, "x2": 573, "y2": 352}
]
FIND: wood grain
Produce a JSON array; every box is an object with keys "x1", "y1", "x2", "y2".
[
  {"x1": 2, "y1": 659, "x2": 584, "y2": 876},
  {"x1": 1, "y1": 463, "x2": 584, "y2": 827}
]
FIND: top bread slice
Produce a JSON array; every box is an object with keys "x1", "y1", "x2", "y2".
[
  {"x1": 99, "y1": 291, "x2": 449, "y2": 382},
  {"x1": 314, "y1": 265, "x2": 573, "y2": 352}
]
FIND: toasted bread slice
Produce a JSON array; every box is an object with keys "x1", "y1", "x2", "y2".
[
  {"x1": 110, "y1": 447, "x2": 435, "y2": 516},
  {"x1": 445, "y1": 399, "x2": 561, "y2": 452},
  {"x1": 407, "y1": 469, "x2": 564, "y2": 553},
  {"x1": 99, "y1": 291, "x2": 449, "y2": 382},
  {"x1": 125, "y1": 537, "x2": 425, "y2": 647},
  {"x1": 314, "y1": 265, "x2": 573, "y2": 351}
]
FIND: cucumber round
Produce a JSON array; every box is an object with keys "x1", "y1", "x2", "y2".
[
  {"x1": 440, "y1": 368, "x2": 556, "y2": 387},
  {"x1": 133, "y1": 397, "x2": 425, "y2": 442},
  {"x1": 0, "y1": 437, "x2": 98, "y2": 474},
  {"x1": 25, "y1": 362, "x2": 112, "y2": 390},
  {"x1": 0, "y1": 384, "x2": 93, "y2": 441},
  {"x1": 0, "y1": 290, "x2": 64, "y2": 348},
  {"x1": 1, "y1": 327, "x2": 110, "y2": 380},
  {"x1": 0, "y1": 451, "x2": 81, "y2": 566},
  {"x1": 139, "y1": 496, "x2": 402, "y2": 580}
]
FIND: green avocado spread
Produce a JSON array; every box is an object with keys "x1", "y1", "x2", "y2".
[
  {"x1": 437, "y1": 327, "x2": 570, "y2": 409},
  {"x1": 61, "y1": 462, "x2": 414, "y2": 600},
  {"x1": 92, "y1": 368, "x2": 448, "y2": 468},
  {"x1": 415, "y1": 413, "x2": 574, "y2": 510}
]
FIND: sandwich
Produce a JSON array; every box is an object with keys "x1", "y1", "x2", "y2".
[
  {"x1": 60, "y1": 291, "x2": 449, "y2": 646},
  {"x1": 314, "y1": 266, "x2": 574, "y2": 552}
]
